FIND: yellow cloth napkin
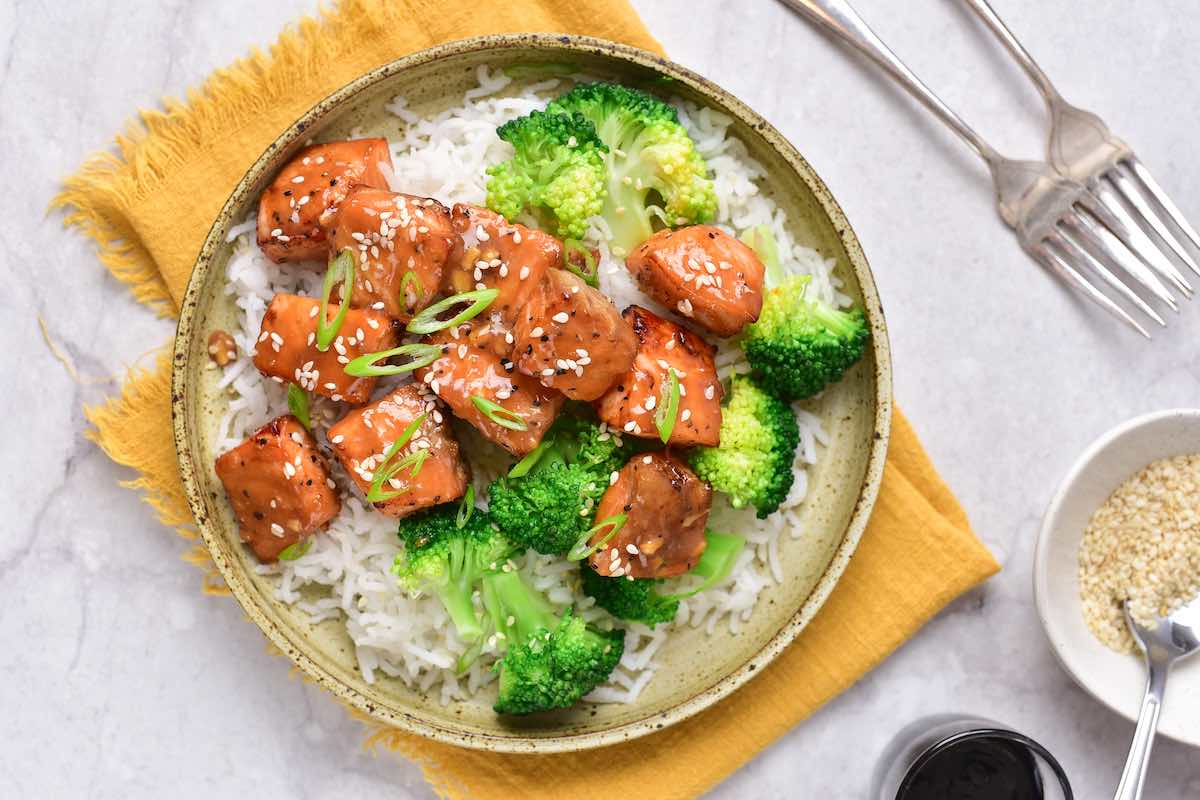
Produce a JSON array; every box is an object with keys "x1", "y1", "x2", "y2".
[{"x1": 57, "y1": 1, "x2": 1000, "y2": 797}]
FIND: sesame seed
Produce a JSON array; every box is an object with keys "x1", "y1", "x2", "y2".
[
  {"x1": 642, "y1": 455, "x2": 653, "y2": 464},
  {"x1": 541, "y1": 368, "x2": 555, "y2": 377},
  {"x1": 475, "y1": 225, "x2": 490, "y2": 241},
  {"x1": 705, "y1": 384, "x2": 715, "y2": 400},
  {"x1": 331, "y1": 434, "x2": 345, "y2": 444},
  {"x1": 681, "y1": 409, "x2": 692, "y2": 421},
  {"x1": 270, "y1": 523, "x2": 285, "y2": 536},
  {"x1": 552, "y1": 312, "x2": 569, "y2": 324},
  {"x1": 644, "y1": 396, "x2": 656, "y2": 410},
  {"x1": 298, "y1": 196, "x2": 310, "y2": 206},
  {"x1": 677, "y1": 299, "x2": 694, "y2": 316},
  {"x1": 530, "y1": 326, "x2": 544, "y2": 338},
  {"x1": 371, "y1": 301, "x2": 385, "y2": 310},
  {"x1": 291, "y1": 175, "x2": 305, "y2": 184},
  {"x1": 270, "y1": 227, "x2": 283, "y2": 237},
  {"x1": 626, "y1": 544, "x2": 640, "y2": 554},
  {"x1": 513, "y1": 231, "x2": 522, "y2": 244},
  {"x1": 657, "y1": 359, "x2": 671, "y2": 370},
  {"x1": 518, "y1": 266, "x2": 530, "y2": 281},
  {"x1": 283, "y1": 463, "x2": 296, "y2": 478},
  {"x1": 623, "y1": 421, "x2": 636, "y2": 432}
]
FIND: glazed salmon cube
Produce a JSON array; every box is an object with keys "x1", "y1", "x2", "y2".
[
  {"x1": 415, "y1": 327, "x2": 564, "y2": 456},
  {"x1": 328, "y1": 187, "x2": 455, "y2": 321},
  {"x1": 444, "y1": 205, "x2": 562, "y2": 327},
  {"x1": 256, "y1": 138, "x2": 393, "y2": 264},
  {"x1": 214, "y1": 415, "x2": 341, "y2": 562},
  {"x1": 252, "y1": 293, "x2": 400, "y2": 404},
  {"x1": 511, "y1": 268, "x2": 637, "y2": 401},
  {"x1": 589, "y1": 452, "x2": 711, "y2": 578},
  {"x1": 625, "y1": 225, "x2": 765, "y2": 337},
  {"x1": 594, "y1": 306, "x2": 724, "y2": 447},
  {"x1": 327, "y1": 384, "x2": 470, "y2": 517}
]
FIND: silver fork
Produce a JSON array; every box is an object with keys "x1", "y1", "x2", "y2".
[
  {"x1": 963, "y1": 0, "x2": 1200, "y2": 294},
  {"x1": 776, "y1": 0, "x2": 1187, "y2": 337}
]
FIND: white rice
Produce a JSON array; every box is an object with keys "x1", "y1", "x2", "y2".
[{"x1": 215, "y1": 66, "x2": 839, "y2": 706}]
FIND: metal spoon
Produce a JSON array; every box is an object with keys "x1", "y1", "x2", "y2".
[{"x1": 1114, "y1": 595, "x2": 1200, "y2": 800}]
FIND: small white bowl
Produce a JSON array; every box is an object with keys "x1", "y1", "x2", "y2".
[{"x1": 1035, "y1": 408, "x2": 1200, "y2": 747}]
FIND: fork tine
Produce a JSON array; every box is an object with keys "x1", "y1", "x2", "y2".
[
  {"x1": 1127, "y1": 157, "x2": 1200, "y2": 261},
  {"x1": 1032, "y1": 245, "x2": 1151, "y2": 339},
  {"x1": 1049, "y1": 231, "x2": 1166, "y2": 328},
  {"x1": 1061, "y1": 210, "x2": 1179, "y2": 311},
  {"x1": 1083, "y1": 185, "x2": 1192, "y2": 296},
  {"x1": 1113, "y1": 162, "x2": 1200, "y2": 279}
]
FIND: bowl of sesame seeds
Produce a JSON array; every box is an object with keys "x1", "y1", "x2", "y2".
[{"x1": 1035, "y1": 408, "x2": 1200, "y2": 746}]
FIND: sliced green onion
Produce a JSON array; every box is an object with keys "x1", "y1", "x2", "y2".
[
  {"x1": 470, "y1": 395, "x2": 528, "y2": 431},
  {"x1": 399, "y1": 270, "x2": 427, "y2": 310},
  {"x1": 655, "y1": 368, "x2": 681, "y2": 443},
  {"x1": 365, "y1": 412, "x2": 428, "y2": 503},
  {"x1": 406, "y1": 288, "x2": 499, "y2": 335},
  {"x1": 344, "y1": 343, "x2": 441, "y2": 378},
  {"x1": 562, "y1": 239, "x2": 599, "y2": 288},
  {"x1": 739, "y1": 224, "x2": 783, "y2": 286},
  {"x1": 567, "y1": 513, "x2": 628, "y2": 562},
  {"x1": 278, "y1": 538, "x2": 312, "y2": 561},
  {"x1": 317, "y1": 249, "x2": 355, "y2": 351},
  {"x1": 287, "y1": 383, "x2": 311, "y2": 431},
  {"x1": 507, "y1": 440, "x2": 549, "y2": 478},
  {"x1": 456, "y1": 485, "x2": 476, "y2": 529},
  {"x1": 367, "y1": 449, "x2": 428, "y2": 503},
  {"x1": 669, "y1": 531, "x2": 743, "y2": 599}
]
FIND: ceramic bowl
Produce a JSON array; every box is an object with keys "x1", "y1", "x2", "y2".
[
  {"x1": 172, "y1": 34, "x2": 892, "y2": 752},
  {"x1": 1035, "y1": 408, "x2": 1200, "y2": 746}
]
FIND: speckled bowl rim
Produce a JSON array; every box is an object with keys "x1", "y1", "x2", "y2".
[{"x1": 172, "y1": 33, "x2": 893, "y2": 753}]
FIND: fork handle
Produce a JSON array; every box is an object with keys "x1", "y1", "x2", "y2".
[
  {"x1": 776, "y1": 0, "x2": 998, "y2": 164},
  {"x1": 1113, "y1": 660, "x2": 1168, "y2": 800},
  {"x1": 959, "y1": 0, "x2": 1062, "y2": 107}
]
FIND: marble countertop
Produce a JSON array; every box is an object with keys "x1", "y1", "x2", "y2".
[{"x1": 4, "y1": 0, "x2": 1200, "y2": 796}]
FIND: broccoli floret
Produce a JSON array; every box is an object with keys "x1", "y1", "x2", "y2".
[
  {"x1": 580, "y1": 568, "x2": 679, "y2": 626},
  {"x1": 580, "y1": 531, "x2": 745, "y2": 624},
  {"x1": 488, "y1": 412, "x2": 633, "y2": 555},
  {"x1": 485, "y1": 110, "x2": 608, "y2": 240},
  {"x1": 391, "y1": 504, "x2": 516, "y2": 643},
  {"x1": 546, "y1": 82, "x2": 717, "y2": 257},
  {"x1": 482, "y1": 569, "x2": 623, "y2": 715},
  {"x1": 742, "y1": 273, "x2": 870, "y2": 402},
  {"x1": 689, "y1": 377, "x2": 799, "y2": 518}
]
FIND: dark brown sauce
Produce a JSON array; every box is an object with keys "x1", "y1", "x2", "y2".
[{"x1": 898, "y1": 735, "x2": 1044, "y2": 800}]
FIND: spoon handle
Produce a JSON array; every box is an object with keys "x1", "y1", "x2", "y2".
[{"x1": 1113, "y1": 661, "x2": 1167, "y2": 800}]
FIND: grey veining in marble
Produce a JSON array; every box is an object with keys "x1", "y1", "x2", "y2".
[{"x1": 3, "y1": 0, "x2": 1200, "y2": 797}]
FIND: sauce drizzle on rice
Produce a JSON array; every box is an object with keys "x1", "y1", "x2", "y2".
[{"x1": 214, "y1": 66, "x2": 843, "y2": 705}]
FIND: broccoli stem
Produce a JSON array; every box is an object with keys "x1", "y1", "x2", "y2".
[
  {"x1": 437, "y1": 582, "x2": 484, "y2": 643},
  {"x1": 811, "y1": 301, "x2": 862, "y2": 339},
  {"x1": 481, "y1": 571, "x2": 557, "y2": 647},
  {"x1": 603, "y1": 162, "x2": 654, "y2": 256},
  {"x1": 670, "y1": 531, "x2": 744, "y2": 599}
]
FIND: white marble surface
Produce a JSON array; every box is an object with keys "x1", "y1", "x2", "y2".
[{"x1": 4, "y1": 0, "x2": 1200, "y2": 796}]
